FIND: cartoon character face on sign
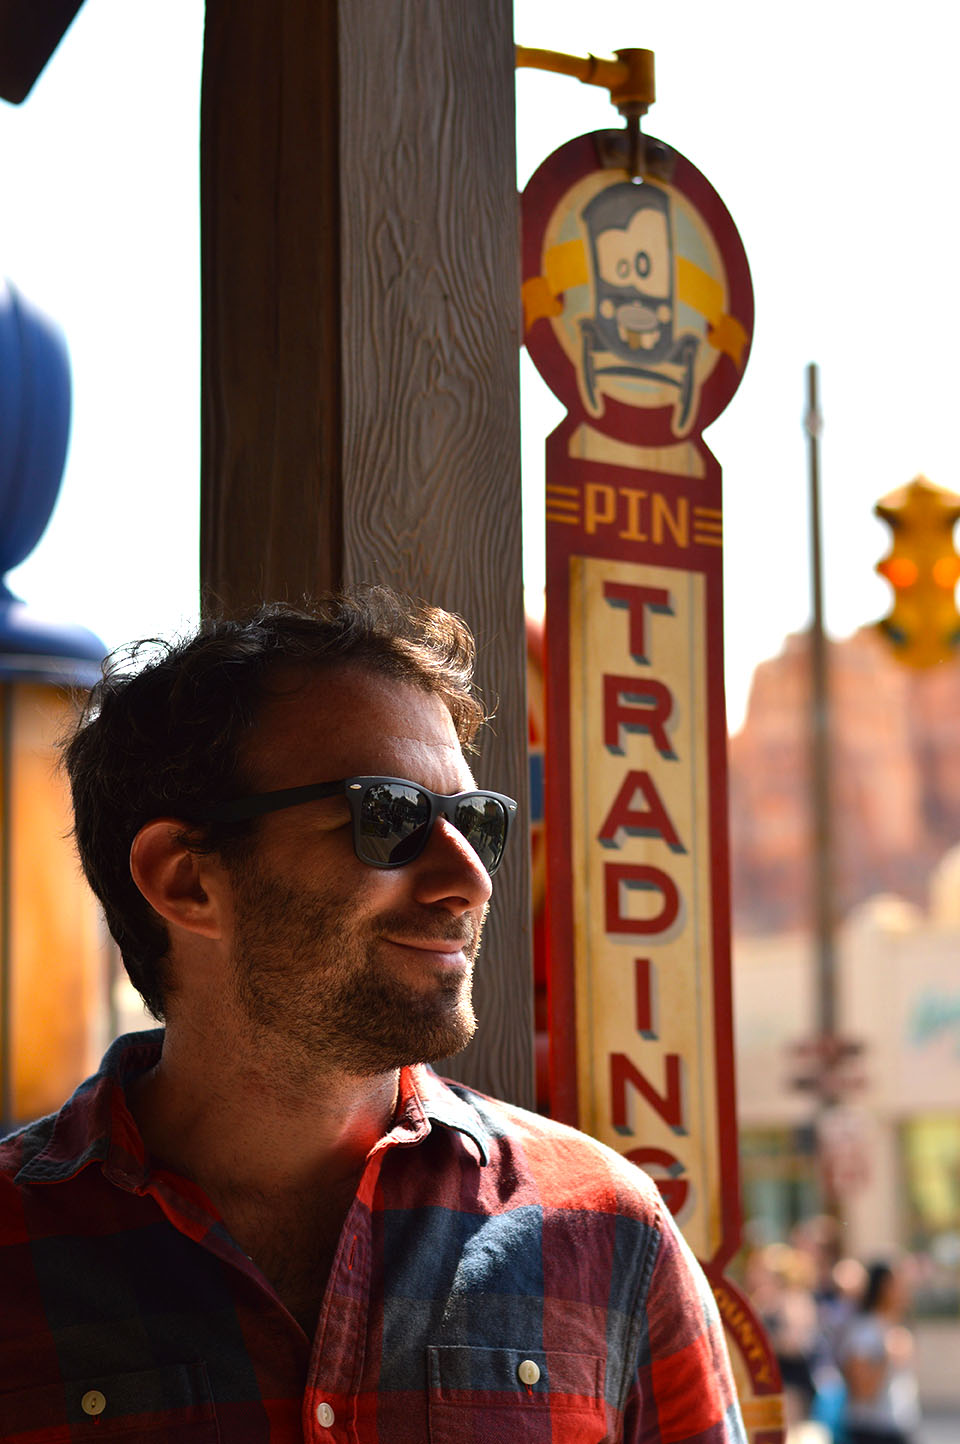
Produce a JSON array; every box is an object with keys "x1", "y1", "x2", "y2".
[
  {"x1": 522, "y1": 138, "x2": 752, "y2": 447},
  {"x1": 580, "y1": 182, "x2": 698, "y2": 430}
]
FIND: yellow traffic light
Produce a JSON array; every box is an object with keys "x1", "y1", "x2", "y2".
[{"x1": 875, "y1": 476, "x2": 960, "y2": 668}]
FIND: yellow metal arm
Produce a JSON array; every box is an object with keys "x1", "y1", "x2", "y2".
[{"x1": 515, "y1": 45, "x2": 655, "y2": 116}]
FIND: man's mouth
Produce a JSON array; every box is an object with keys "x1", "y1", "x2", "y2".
[
  {"x1": 385, "y1": 935, "x2": 469, "y2": 950},
  {"x1": 381, "y1": 933, "x2": 477, "y2": 966},
  {"x1": 377, "y1": 907, "x2": 482, "y2": 964}
]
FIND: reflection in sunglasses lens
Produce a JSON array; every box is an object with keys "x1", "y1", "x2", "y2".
[
  {"x1": 355, "y1": 783, "x2": 508, "y2": 871},
  {"x1": 359, "y1": 783, "x2": 429, "y2": 865},
  {"x1": 455, "y1": 797, "x2": 505, "y2": 872}
]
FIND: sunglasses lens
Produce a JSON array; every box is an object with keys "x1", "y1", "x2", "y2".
[
  {"x1": 453, "y1": 796, "x2": 508, "y2": 873},
  {"x1": 354, "y1": 781, "x2": 509, "y2": 872},
  {"x1": 357, "y1": 782, "x2": 431, "y2": 865}
]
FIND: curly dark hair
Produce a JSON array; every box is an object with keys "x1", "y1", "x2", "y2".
[{"x1": 62, "y1": 588, "x2": 487, "y2": 1020}]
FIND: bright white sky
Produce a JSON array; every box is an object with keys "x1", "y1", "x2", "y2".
[{"x1": 2, "y1": 0, "x2": 958, "y2": 730}]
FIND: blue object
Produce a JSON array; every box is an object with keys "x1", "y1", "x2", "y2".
[
  {"x1": 0, "y1": 279, "x2": 104, "y2": 683},
  {"x1": 0, "y1": 597, "x2": 103, "y2": 685},
  {"x1": 0, "y1": 280, "x2": 70, "y2": 577},
  {"x1": 810, "y1": 1369, "x2": 848, "y2": 1442}
]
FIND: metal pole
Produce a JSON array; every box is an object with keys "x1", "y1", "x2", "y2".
[{"x1": 804, "y1": 363, "x2": 837, "y2": 1087}]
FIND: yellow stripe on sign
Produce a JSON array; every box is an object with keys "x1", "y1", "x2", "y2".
[
  {"x1": 522, "y1": 241, "x2": 590, "y2": 332},
  {"x1": 545, "y1": 239, "x2": 589, "y2": 296},
  {"x1": 740, "y1": 1396, "x2": 785, "y2": 1430},
  {"x1": 675, "y1": 257, "x2": 748, "y2": 367},
  {"x1": 709, "y1": 313, "x2": 750, "y2": 367},
  {"x1": 676, "y1": 257, "x2": 725, "y2": 323},
  {"x1": 522, "y1": 276, "x2": 563, "y2": 331}
]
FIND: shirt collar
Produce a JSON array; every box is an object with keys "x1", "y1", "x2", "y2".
[
  {"x1": 402, "y1": 1064, "x2": 491, "y2": 1165},
  {"x1": 14, "y1": 1029, "x2": 163, "y2": 1186},
  {"x1": 14, "y1": 1031, "x2": 492, "y2": 1185}
]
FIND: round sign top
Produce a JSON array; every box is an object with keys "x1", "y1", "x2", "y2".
[{"x1": 522, "y1": 132, "x2": 754, "y2": 447}]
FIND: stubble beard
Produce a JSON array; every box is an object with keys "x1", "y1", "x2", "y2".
[{"x1": 227, "y1": 856, "x2": 483, "y2": 1079}]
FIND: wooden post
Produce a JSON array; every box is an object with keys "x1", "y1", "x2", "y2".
[
  {"x1": 199, "y1": 0, "x2": 533, "y2": 1105},
  {"x1": 200, "y1": 1, "x2": 344, "y2": 610}
]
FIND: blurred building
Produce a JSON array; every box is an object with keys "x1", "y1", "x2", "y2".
[{"x1": 730, "y1": 627, "x2": 960, "y2": 1410}]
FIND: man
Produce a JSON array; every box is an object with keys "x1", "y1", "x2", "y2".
[{"x1": 0, "y1": 589, "x2": 744, "y2": 1442}]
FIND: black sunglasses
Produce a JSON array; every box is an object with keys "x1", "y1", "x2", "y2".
[{"x1": 195, "y1": 775, "x2": 517, "y2": 874}]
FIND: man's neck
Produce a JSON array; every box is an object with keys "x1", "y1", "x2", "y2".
[
  {"x1": 127, "y1": 1018, "x2": 400, "y2": 1201},
  {"x1": 125, "y1": 1021, "x2": 401, "y2": 1337}
]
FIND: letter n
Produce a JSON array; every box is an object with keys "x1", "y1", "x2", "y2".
[{"x1": 610, "y1": 1053, "x2": 686, "y2": 1134}]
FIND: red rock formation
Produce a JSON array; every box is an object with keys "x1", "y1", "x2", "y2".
[{"x1": 729, "y1": 626, "x2": 960, "y2": 933}]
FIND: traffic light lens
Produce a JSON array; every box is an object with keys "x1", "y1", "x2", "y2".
[
  {"x1": 879, "y1": 557, "x2": 918, "y2": 589},
  {"x1": 932, "y1": 556, "x2": 960, "y2": 589}
]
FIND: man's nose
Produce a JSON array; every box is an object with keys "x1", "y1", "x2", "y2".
[{"x1": 411, "y1": 816, "x2": 494, "y2": 912}]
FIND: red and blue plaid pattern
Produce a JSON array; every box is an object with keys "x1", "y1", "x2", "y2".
[{"x1": 0, "y1": 1032, "x2": 744, "y2": 1442}]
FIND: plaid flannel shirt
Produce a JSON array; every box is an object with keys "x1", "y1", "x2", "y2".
[{"x1": 0, "y1": 1031, "x2": 744, "y2": 1443}]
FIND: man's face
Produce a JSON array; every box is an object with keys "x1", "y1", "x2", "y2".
[{"x1": 220, "y1": 663, "x2": 493, "y2": 1078}]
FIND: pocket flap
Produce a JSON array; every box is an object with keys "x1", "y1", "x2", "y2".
[{"x1": 428, "y1": 1345, "x2": 603, "y2": 1405}]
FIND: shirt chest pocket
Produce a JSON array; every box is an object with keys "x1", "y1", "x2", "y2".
[
  {"x1": 0, "y1": 1362, "x2": 218, "y2": 1443},
  {"x1": 427, "y1": 1346, "x2": 608, "y2": 1444}
]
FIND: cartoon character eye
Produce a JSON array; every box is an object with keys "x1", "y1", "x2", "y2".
[
  {"x1": 594, "y1": 204, "x2": 671, "y2": 297},
  {"x1": 596, "y1": 228, "x2": 638, "y2": 289},
  {"x1": 623, "y1": 208, "x2": 669, "y2": 294}
]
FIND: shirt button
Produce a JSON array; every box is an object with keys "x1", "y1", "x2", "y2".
[
  {"x1": 81, "y1": 1390, "x2": 107, "y2": 1416},
  {"x1": 316, "y1": 1401, "x2": 336, "y2": 1427},
  {"x1": 517, "y1": 1359, "x2": 541, "y2": 1386}
]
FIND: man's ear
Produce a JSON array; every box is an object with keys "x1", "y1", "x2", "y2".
[{"x1": 129, "y1": 819, "x2": 227, "y2": 941}]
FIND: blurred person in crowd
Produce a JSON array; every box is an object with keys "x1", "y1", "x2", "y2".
[
  {"x1": 791, "y1": 1216, "x2": 864, "y2": 1435},
  {"x1": 838, "y1": 1260, "x2": 920, "y2": 1444},
  {"x1": 749, "y1": 1241, "x2": 820, "y2": 1427},
  {"x1": 793, "y1": 1216, "x2": 859, "y2": 1364}
]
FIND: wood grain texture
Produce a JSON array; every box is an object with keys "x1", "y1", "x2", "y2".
[
  {"x1": 200, "y1": 0, "x2": 343, "y2": 614},
  {"x1": 338, "y1": 0, "x2": 534, "y2": 1106}
]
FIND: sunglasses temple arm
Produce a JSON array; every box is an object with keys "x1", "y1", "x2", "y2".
[{"x1": 198, "y1": 781, "x2": 345, "y2": 823}]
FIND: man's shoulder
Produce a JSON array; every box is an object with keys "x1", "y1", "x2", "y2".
[
  {"x1": 0, "y1": 1111, "x2": 60, "y2": 1246},
  {"x1": 0, "y1": 1030, "x2": 162, "y2": 1193},
  {"x1": 0, "y1": 1111, "x2": 55, "y2": 1180},
  {"x1": 429, "y1": 1071, "x2": 665, "y2": 1224}
]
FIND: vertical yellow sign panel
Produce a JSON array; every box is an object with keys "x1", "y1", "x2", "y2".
[{"x1": 569, "y1": 556, "x2": 719, "y2": 1261}]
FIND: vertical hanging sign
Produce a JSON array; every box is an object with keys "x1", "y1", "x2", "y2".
[{"x1": 523, "y1": 131, "x2": 780, "y2": 1440}]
